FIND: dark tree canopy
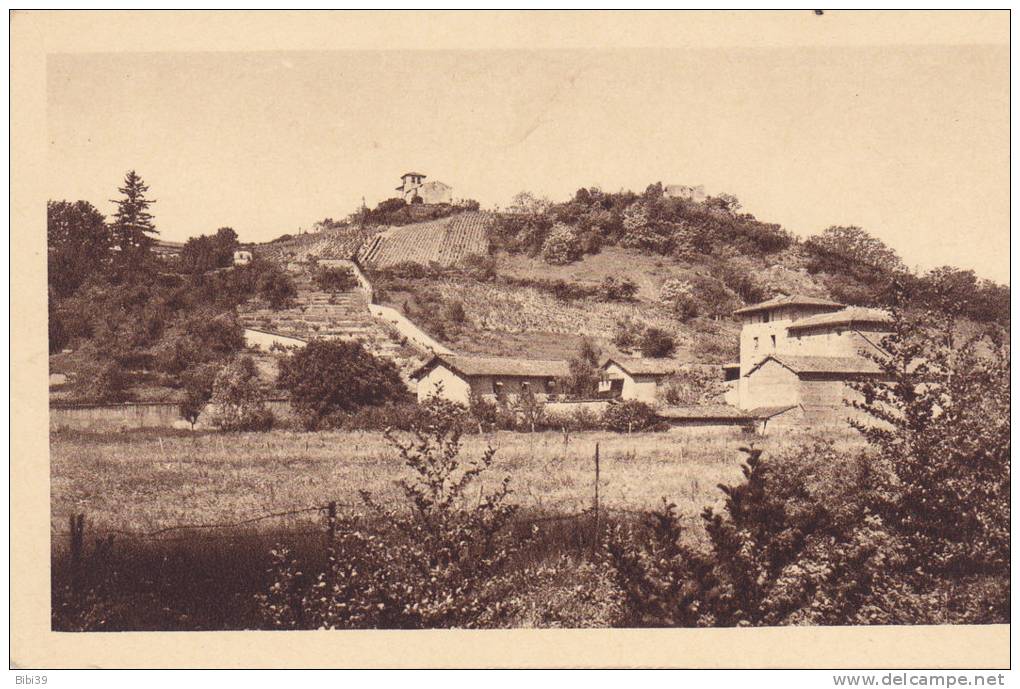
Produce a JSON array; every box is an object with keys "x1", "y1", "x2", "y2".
[
  {"x1": 277, "y1": 339, "x2": 408, "y2": 426},
  {"x1": 47, "y1": 199, "x2": 113, "y2": 297},
  {"x1": 640, "y1": 327, "x2": 677, "y2": 358},
  {"x1": 181, "y1": 227, "x2": 240, "y2": 274}
]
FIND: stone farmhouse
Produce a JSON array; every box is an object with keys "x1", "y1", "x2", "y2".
[
  {"x1": 396, "y1": 172, "x2": 453, "y2": 205},
  {"x1": 411, "y1": 354, "x2": 570, "y2": 405},
  {"x1": 733, "y1": 295, "x2": 893, "y2": 429}
]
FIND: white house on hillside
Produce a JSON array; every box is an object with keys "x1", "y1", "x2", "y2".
[{"x1": 396, "y1": 172, "x2": 453, "y2": 205}]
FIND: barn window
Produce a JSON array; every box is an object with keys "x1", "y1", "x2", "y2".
[
  {"x1": 763, "y1": 311, "x2": 771, "y2": 323},
  {"x1": 753, "y1": 337, "x2": 759, "y2": 350}
]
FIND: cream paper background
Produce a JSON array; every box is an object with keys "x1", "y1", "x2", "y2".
[{"x1": 10, "y1": 10, "x2": 1009, "y2": 668}]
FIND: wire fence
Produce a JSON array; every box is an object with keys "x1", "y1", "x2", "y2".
[{"x1": 56, "y1": 442, "x2": 656, "y2": 560}]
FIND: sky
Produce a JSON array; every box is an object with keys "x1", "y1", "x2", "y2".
[{"x1": 47, "y1": 45, "x2": 1009, "y2": 283}]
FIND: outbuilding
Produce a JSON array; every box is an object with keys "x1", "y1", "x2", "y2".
[
  {"x1": 599, "y1": 357, "x2": 683, "y2": 403},
  {"x1": 410, "y1": 354, "x2": 570, "y2": 405},
  {"x1": 743, "y1": 354, "x2": 888, "y2": 428}
]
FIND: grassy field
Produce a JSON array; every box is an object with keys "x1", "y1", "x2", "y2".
[
  {"x1": 50, "y1": 426, "x2": 865, "y2": 630},
  {"x1": 51, "y1": 427, "x2": 860, "y2": 537}
]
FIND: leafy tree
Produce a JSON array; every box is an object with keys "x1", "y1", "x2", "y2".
[
  {"x1": 109, "y1": 170, "x2": 157, "y2": 265},
  {"x1": 180, "y1": 227, "x2": 239, "y2": 274},
  {"x1": 178, "y1": 361, "x2": 221, "y2": 429},
  {"x1": 541, "y1": 223, "x2": 582, "y2": 265},
  {"x1": 277, "y1": 339, "x2": 408, "y2": 428},
  {"x1": 255, "y1": 263, "x2": 297, "y2": 309},
  {"x1": 513, "y1": 385, "x2": 546, "y2": 432},
  {"x1": 563, "y1": 337, "x2": 602, "y2": 399},
  {"x1": 47, "y1": 200, "x2": 113, "y2": 297},
  {"x1": 852, "y1": 307, "x2": 1009, "y2": 600},
  {"x1": 640, "y1": 327, "x2": 677, "y2": 358},
  {"x1": 208, "y1": 356, "x2": 273, "y2": 431}
]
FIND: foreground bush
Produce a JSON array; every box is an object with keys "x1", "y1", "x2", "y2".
[
  {"x1": 608, "y1": 307, "x2": 1010, "y2": 627},
  {"x1": 257, "y1": 393, "x2": 524, "y2": 629}
]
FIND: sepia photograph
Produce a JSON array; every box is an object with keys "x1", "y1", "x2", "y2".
[{"x1": 10, "y1": 8, "x2": 1011, "y2": 671}]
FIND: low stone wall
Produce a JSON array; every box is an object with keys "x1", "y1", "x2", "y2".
[
  {"x1": 243, "y1": 328, "x2": 307, "y2": 351},
  {"x1": 544, "y1": 399, "x2": 610, "y2": 416},
  {"x1": 51, "y1": 399, "x2": 297, "y2": 432},
  {"x1": 51, "y1": 402, "x2": 189, "y2": 432}
]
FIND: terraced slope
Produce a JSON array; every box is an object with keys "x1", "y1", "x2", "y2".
[
  {"x1": 256, "y1": 225, "x2": 382, "y2": 263},
  {"x1": 237, "y1": 269, "x2": 426, "y2": 384},
  {"x1": 359, "y1": 212, "x2": 490, "y2": 268}
]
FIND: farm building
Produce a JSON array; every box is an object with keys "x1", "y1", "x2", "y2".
[
  {"x1": 598, "y1": 358, "x2": 683, "y2": 403},
  {"x1": 396, "y1": 172, "x2": 453, "y2": 205},
  {"x1": 233, "y1": 250, "x2": 253, "y2": 265},
  {"x1": 729, "y1": 294, "x2": 894, "y2": 427},
  {"x1": 656, "y1": 404, "x2": 799, "y2": 435},
  {"x1": 411, "y1": 354, "x2": 570, "y2": 404},
  {"x1": 743, "y1": 354, "x2": 888, "y2": 428}
]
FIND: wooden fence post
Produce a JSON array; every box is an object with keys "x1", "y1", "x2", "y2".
[
  {"x1": 326, "y1": 501, "x2": 337, "y2": 543},
  {"x1": 592, "y1": 443, "x2": 600, "y2": 553}
]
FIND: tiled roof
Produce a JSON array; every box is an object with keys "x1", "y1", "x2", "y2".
[
  {"x1": 411, "y1": 354, "x2": 569, "y2": 380},
  {"x1": 602, "y1": 357, "x2": 684, "y2": 376},
  {"x1": 657, "y1": 405, "x2": 750, "y2": 420},
  {"x1": 746, "y1": 354, "x2": 884, "y2": 377},
  {"x1": 786, "y1": 307, "x2": 892, "y2": 332},
  {"x1": 733, "y1": 294, "x2": 843, "y2": 315},
  {"x1": 401, "y1": 171, "x2": 426, "y2": 178}
]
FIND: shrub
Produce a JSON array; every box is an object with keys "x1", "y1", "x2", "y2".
[
  {"x1": 612, "y1": 316, "x2": 643, "y2": 351},
  {"x1": 75, "y1": 359, "x2": 130, "y2": 403},
  {"x1": 639, "y1": 327, "x2": 676, "y2": 358},
  {"x1": 715, "y1": 267, "x2": 769, "y2": 305},
  {"x1": 459, "y1": 253, "x2": 497, "y2": 282},
  {"x1": 277, "y1": 339, "x2": 408, "y2": 429},
  {"x1": 313, "y1": 265, "x2": 359, "y2": 293},
  {"x1": 208, "y1": 356, "x2": 274, "y2": 431},
  {"x1": 659, "y1": 278, "x2": 698, "y2": 320},
  {"x1": 541, "y1": 223, "x2": 582, "y2": 265},
  {"x1": 596, "y1": 276, "x2": 639, "y2": 302},
  {"x1": 255, "y1": 264, "x2": 297, "y2": 309},
  {"x1": 257, "y1": 392, "x2": 523, "y2": 629},
  {"x1": 661, "y1": 368, "x2": 727, "y2": 406},
  {"x1": 443, "y1": 299, "x2": 467, "y2": 324},
  {"x1": 601, "y1": 400, "x2": 658, "y2": 433}
]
